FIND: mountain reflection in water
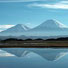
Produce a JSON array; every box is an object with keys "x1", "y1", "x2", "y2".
[{"x1": 1, "y1": 48, "x2": 68, "y2": 61}]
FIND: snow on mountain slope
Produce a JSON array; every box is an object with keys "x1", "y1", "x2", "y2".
[
  {"x1": 0, "y1": 19, "x2": 68, "y2": 37},
  {"x1": 0, "y1": 24, "x2": 30, "y2": 36},
  {"x1": 25, "y1": 19, "x2": 68, "y2": 36},
  {"x1": 30, "y1": 19, "x2": 68, "y2": 31}
]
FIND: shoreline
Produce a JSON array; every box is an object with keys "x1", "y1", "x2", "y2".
[
  {"x1": 0, "y1": 46, "x2": 68, "y2": 48},
  {"x1": 0, "y1": 41, "x2": 68, "y2": 48}
]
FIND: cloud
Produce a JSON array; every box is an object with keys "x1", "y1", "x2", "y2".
[
  {"x1": 0, "y1": 0, "x2": 37, "y2": 2},
  {"x1": 0, "y1": 53, "x2": 14, "y2": 57},
  {"x1": 28, "y1": 1, "x2": 68, "y2": 9},
  {"x1": 0, "y1": 0, "x2": 56, "y2": 2},
  {"x1": 0, "y1": 0, "x2": 50, "y2": 2},
  {"x1": 0, "y1": 25, "x2": 15, "y2": 32},
  {"x1": 0, "y1": 25, "x2": 14, "y2": 28},
  {"x1": 0, "y1": 50, "x2": 14, "y2": 57},
  {"x1": 0, "y1": 30, "x2": 3, "y2": 32},
  {"x1": 60, "y1": 1, "x2": 68, "y2": 4}
]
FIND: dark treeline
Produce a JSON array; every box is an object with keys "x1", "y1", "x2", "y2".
[
  {"x1": 45, "y1": 37, "x2": 68, "y2": 41},
  {"x1": 1, "y1": 38, "x2": 23, "y2": 42},
  {"x1": 1, "y1": 38, "x2": 44, "y2": 41},
  {"x1": 1, "y1": 37, "x2": 68, "y2": 42}
]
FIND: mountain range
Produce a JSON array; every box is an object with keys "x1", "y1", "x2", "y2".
[{"x1": 0, "y1": 19, "x2": 68, "y2": 39}]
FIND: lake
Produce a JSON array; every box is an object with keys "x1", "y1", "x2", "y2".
[{"x1": 0, "y1": 48, "x2": 68, "y2": 68}]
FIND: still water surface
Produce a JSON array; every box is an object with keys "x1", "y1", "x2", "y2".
[{"x1": 0, "y1": 48, "x2": 68, "y2": 68}]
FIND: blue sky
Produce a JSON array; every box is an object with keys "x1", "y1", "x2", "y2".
[{"x1": 0, "y1": 0, "x2": 68, "y2": 31}]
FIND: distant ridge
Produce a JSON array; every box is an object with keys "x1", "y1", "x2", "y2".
[
  {"x1": 0, "y1": 19, "x2": 68, "y2": 39},
  {"x1": 0, "y1": 24, "x2": 30, "y2": 36}
]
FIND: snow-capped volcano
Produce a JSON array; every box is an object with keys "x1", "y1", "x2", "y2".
[
  {"x1": 0, "y1": 19, "x2": 68, "y2": 37},
  {"x1": 39, "y1": 19, "x2": 68, "y2": 28},
  {"x1": 0, "y1": 24, "x2": 30, "y2": 36},
  {"x1": 30, "y1": 19, "x2": 68, "y2": 31},
  {"x1": 25, "y1": 19, "x2": 68, "y2": 36}
]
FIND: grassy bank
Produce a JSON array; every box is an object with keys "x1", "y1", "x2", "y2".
[{"x1": 0, "y1": 40, "x2": 68, "y2": 48}]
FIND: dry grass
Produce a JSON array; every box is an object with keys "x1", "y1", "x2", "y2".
[{"x1": 0, "y1": 40, "x2": 68, "y2": 48}]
